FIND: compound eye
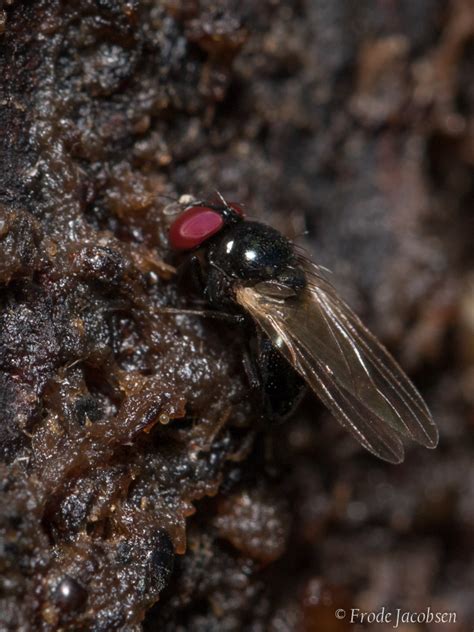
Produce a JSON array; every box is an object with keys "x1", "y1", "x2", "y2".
[
  {"x1": 169, "y1": 206, "x2": 224, "y2": 251},
  {"x1": 228, "y1": 202, "x2": 245, "y2": 216}
]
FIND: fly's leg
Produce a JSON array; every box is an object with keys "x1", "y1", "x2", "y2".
[
  {"x1": 205, "y1": 264, "x2": 235, "y2": 309},
  {"x1": 156, "y1": 306, "x2": 245, "y2": 325},
  {"x1": 242, "y1": 348, "x2": 263, "y2": 391},
  {"x1": 171, "y1": 254, "x2": 246, "y2": 324},
  {"x1": 176, "y1": 254, "x2": 206, "y2": 294}
]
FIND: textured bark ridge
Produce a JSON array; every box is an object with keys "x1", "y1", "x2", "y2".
[{"x1": 0, "y1": 1, "x2": 473, "y2": 630}]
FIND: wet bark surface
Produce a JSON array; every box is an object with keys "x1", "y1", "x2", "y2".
[{"x1": 0, "y1": 0, "x2": 473, "y2": 630}]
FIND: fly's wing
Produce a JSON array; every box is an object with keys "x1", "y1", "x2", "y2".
[{"x1": 236, "y1": 261, "x2": 438, "y2": 464}]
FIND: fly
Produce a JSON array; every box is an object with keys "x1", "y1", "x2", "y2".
[{"x1": 167, "y1": 197, "x2": 439, "y2": 464}]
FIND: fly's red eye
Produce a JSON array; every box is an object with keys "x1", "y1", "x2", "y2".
[
  {"x1": 169, "y1": 206, "x2": 224, "y2": 251},
  {"x1": 228, "y1": 202, "x2": 245, "y2": 216}
]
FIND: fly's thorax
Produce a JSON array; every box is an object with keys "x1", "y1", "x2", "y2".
[{"x1": 207, "y1": 220, "x2": 305, "y2": 290}]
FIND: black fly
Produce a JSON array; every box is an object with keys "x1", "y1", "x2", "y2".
[{"x1": 167, "y1": 198, "x2": 439, "y2": 463}]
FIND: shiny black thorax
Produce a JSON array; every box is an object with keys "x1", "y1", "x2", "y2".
[
  {"x1": 196, "y1": 217, "x2": 307, "y2": 423},
  {"x1": 205, "y1": 220, "x2": 306, "y2": 309}
]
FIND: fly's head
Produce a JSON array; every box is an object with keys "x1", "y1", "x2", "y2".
[{"x1": 168, "y1": 201, "x2": 243, "y2": 252}]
